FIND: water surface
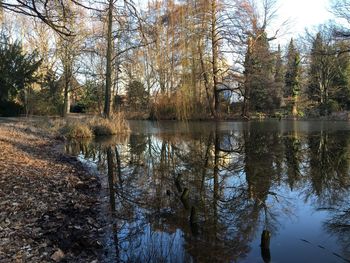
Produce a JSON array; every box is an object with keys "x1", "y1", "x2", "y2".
[{"x1": 66, "y1": 120, "x2": 350, "y2": 263}]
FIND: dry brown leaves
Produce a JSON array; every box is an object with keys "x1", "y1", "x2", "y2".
[{"x1": 0, "y1": 122, "x2": 104, "y2": 262}]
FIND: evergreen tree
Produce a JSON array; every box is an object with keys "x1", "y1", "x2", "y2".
[
  {"x1": 0, "y1": 36, "x2": 41, "y2": 115},
  {"x1": 307, "y1": 33, "x2": 324, "y2": 103},
  {"x1": 272, "y1": 44, "x2": 284, "y2": 108},
  {"x1": 285, "y1": 38, "x2": 301, "y2": 116},
  {"x1": 127, "y1": 80, "x2": 149, "y2": 110},
  {"x1": 244, "y1": 31, "x2": 274, "y2": 113}
]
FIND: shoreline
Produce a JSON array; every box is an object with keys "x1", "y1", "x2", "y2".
[
  {"x1": 0, "y1": 120, "x2": 106, "y2": 262},
  {"x1": 2, "y1": 114, "x2": 350, "y2": 124}
]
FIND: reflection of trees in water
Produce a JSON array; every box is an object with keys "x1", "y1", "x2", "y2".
[
  {"x1": 306, "y1": 131, "x2": 350, "y2": 206},
  {"x1": 241, "y1": 125, "x2": 289, "y2": 263},
  {"x1": 284, "y1": 132, "x2": 303, "y2": 191},
  {"x1": 65, "y1": 127, "x2": 350, "y2": 262},
  {"x1": 324, "y1": 200, "x2": 350, "y2": 260},
  {"x1": 303, "y1": 131, "x2": 350, "y2": 260}
]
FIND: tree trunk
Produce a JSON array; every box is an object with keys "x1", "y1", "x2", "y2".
[
  {"x1": 104, "y1": 0, "x2": 113, "y2": 119},
  {"x1": 292, "y1": 96, "x2": 298, "y2": 117},
  {"x1": 199, "y1": 40, "x2": 215, "y2": 117},
  {"x1": 211, "y1": 0, "x2": 219, "y2": 119},
  {"x1": 62, "y1": 63, "x2": 71, "y2": 117},
  {"x1": 242, "y1": 84, "x2": 251, "y2": 118},
  {"x1": 63, "y1": 83, "x2": 70, "y2": 116}
]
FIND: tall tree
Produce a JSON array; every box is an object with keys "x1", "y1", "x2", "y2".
[
  {"x1": 332, "y1": 42, "x2": 350, "y2": 110},
  {"x1": 272, "y1": 44, "x2": 284, "y2": 108},
  {"x1": 54, "y1": 2, "x2": 88, "y2": 117},
  {"x1": 211, "y1": 0, "x2": 220, "y2": 117},
  {"x1": 284, "y1": 38, "x2": 301, "y2": 117},
  {"x1": 245, "y1": 31, "x2": 274, "y2": 113},
  {"x1": 306, "y1": 30, "x2": 350, "y2": 114},
  {"x1": 104, "y1": 0, "x2": 113, "y2": 118},
  {"x1": 238, "y1": 0, "x2": 281, "y2": 117},
  {"x1": 307, "y1": 33, "x2": 336, "y2": 109}
]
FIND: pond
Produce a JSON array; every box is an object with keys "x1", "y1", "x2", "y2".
[{"x1": 66, "y1": 120, "x2": 350, "y2": 263}]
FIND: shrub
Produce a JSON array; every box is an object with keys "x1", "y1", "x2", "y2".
[
  {"x1": 89, "y1": 112, "x2": 129, "y2": 136},
  {"x1": 70, "y1": 103, "x2": 87, "y2": 113},
  {"x1": 60, "y1": 122, "x2": 93, "y2": 139},
  {"x1": 272, "y1": 111, "x2": 285, "y2": 119},
  {"x1": 126, "y1": 80, "x2": 149, "y2": 110},
  {"x1": 297, "y1": 110, "x2": 305, "y2": 118},
  {"x1": 149, "y1": 94, "x2": 177, "y2": 120},
  {"x1": 327, "y1": 99, "x2": 340, "y2": 113},
  {"x1": 319, "y1": 100, "x2": 340, "y2": 116},
  {"x1": 0, "y1": 101, "x2": 23, "y2": 116}
]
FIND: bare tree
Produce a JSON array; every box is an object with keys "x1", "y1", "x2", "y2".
[{"x1": 331, "y1": 0, "x2": 350, "y2": 38}]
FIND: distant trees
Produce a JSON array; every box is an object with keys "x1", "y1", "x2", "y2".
[
  {"x1": 307, "y1": 29, "x2": 350, "y2": 114},
  {"x1": 2, "y1": 0, "x2": 350, "y2": 119},
  {"x1": 55, "y1": 2, "x2": 87, "y2": 117}
]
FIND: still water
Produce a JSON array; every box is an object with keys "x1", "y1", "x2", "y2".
[{"x1": 66, "y1": 120, "x2": 350, "y2": 263}]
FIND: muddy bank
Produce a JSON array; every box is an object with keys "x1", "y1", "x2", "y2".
[{"x1": 0, "y1": 121, "x2": 106, "y2": 262}]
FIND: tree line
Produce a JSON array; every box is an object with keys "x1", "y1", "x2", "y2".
[{"x1": 1, "y1": 0, "x2": 350, "y2": 120}]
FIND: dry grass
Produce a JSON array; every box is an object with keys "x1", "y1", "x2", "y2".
[
  {"x1": 2, "y1": 113, "x2": 130, "y2": 139},
  {"x1": 60, "y1": 123, "x2": 93, "y2": 139},
  {"x1": 150, "y1": 94, "x2": 177, "y2": 120},
  {"x1": 89, "y1": 112, "x2": 129, "y2": 136}
]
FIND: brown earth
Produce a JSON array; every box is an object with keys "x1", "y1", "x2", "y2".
[{"x1": 0, "y1": 121, "x2": 105, "y2": 262}]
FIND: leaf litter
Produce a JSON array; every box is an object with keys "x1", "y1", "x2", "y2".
[{"x1": 0, "y1": 121, "x2": 107, "y2": 262}]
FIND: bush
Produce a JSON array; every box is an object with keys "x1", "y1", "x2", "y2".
[
  {"x1": 0, "y1": 101, "x2": 23, "y2": 116},
  {"x1": 319, "y1": 100, "x2": 340, "y2": 116},
  {"x1": 91, "y1": 120, "x2": 116, "y2": 136},
  {"x1": 327, "y1": 99, "x2": 340, "y2": 113},
  {"x1": 29, "y1": 89, "x2": 64, "y2": 116},
  {"x1": 149, "y1": 95, "x2": 177, "y2": 120},
  {"x1": 57, "y1": 112, "x2": 129, "y2": 138},
  {"x1": 297, "y1": 110, "x2": 305, "y2": 118},
  {"x1": 60, "y1": 123, "x2": 93, "y2": 139},
  {"x1": 89, "y1": 112, "x2": 129, "y2": 136},
  {"x1": 70, "y1": 103, "x2": 87, "y2": 113},
  {"x1": 272, "y1": 111, "x2": 285, "y2": 119}
]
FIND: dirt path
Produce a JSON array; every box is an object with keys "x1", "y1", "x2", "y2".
[{"x1": 0, "y1": 121, "x2": 105, "y2": 262}]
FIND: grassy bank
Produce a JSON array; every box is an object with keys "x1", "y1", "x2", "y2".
[{"x1": 14, "y1": 112, "x2": 130, "y2": 139}]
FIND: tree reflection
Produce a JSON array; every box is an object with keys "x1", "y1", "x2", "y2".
[
  {"x1": 65, "y1": 124, "x2": 350, "y2": 263},
  {"x1": 304, "y1": 131, "x2": 350, "y2": 261},
  {"x1": 307, "y1": 131, "x2": 350, "y2": 205}
]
